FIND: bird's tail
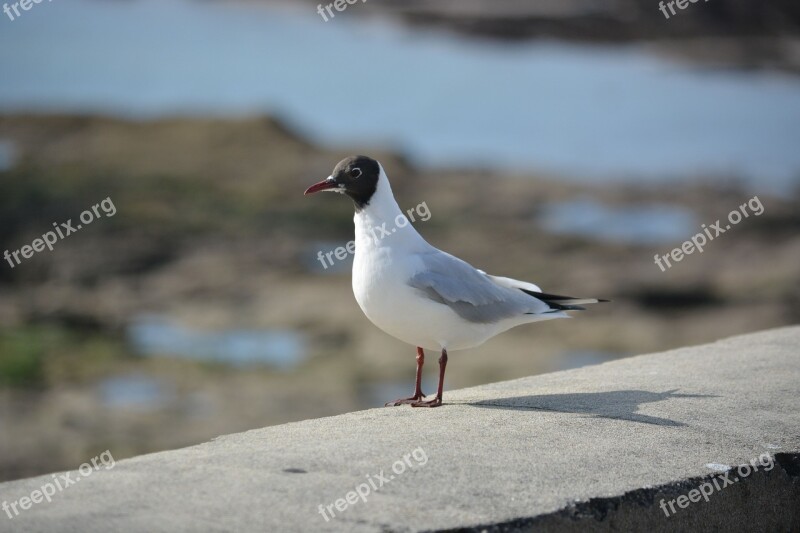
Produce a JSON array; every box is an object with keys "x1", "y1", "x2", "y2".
[
  {"x1": 484, "y1": 273, "x2": 609, "y2": 312},
  {"x1": 520, "y1": 289, "x2": 610, "y2": 311}
]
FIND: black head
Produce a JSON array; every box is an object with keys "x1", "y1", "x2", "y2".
[{"x1": 304, "y1": 155, "x2": 381, "y2": 210}]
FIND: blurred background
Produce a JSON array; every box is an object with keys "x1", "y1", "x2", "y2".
[{"x1": 1, "y1": 0, "x2": 799, "y2": 482}]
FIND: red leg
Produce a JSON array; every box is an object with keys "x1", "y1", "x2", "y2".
[
  {"x1": 385, "y1": 347, "x2": 426, "y2": 406},
  {"x1": 412, "y1": 348, "x2": 447, "y2": 408}
]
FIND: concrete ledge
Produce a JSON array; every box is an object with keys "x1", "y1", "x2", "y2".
[{"x1": 1, "y1": 327, "x2": 799, "y2": 532}]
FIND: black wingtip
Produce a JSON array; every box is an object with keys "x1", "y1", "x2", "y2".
[{"x1": 519, "y1": 288, "x2": 610, "y2": 311}]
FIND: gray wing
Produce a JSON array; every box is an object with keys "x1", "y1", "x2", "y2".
[{"x1": 408, "y1": 251, "x2": 553, "y2": 324}]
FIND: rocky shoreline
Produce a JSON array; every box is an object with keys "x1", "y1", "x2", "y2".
[{"x1": 279, "y1": 0, "x2": 800, "y2": 72}]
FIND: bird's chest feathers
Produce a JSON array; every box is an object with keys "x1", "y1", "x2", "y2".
[
  {"x1": 353, "y1": 226, "x2": 415, "y2": 309},
  {"x1": 350, "y1": 205, "x2": 431, "y2": 327},
  {"x1": 353, "y1": 243, "x2": 403, "y2": 306}
]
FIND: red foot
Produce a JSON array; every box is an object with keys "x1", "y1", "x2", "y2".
[
  {"x1": 411, "y1": 397, "x2": 442, "y2": 408},
  {"x1": 385, "y1": 393, "x2": 426, "y2": 407}
]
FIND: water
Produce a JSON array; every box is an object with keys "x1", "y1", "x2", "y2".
[
  {"x1": 127, "y1": 314, "x2": 308, "y2": 369},
  {"x1": 1, "y1": 0, "x2": 799, "y2": 190},
  {"x1": 539, "y1": 199, "x2": 698, "y2": 244},
  {"x1": 96, "y1": 374, "x2": 174, "y2": 411}
]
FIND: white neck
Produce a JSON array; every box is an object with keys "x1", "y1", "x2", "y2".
[{"x1": 353, "y1": 165, "x2": 429, "y2": 252}]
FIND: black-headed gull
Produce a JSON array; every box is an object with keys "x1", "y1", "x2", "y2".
[{"x1": 305, "y1": 156, "x2": 607, "y2": 407}]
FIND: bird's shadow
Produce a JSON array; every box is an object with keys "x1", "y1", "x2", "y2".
[{"x1": 467, "y1": 389, "x2": 715, "y2": 427}]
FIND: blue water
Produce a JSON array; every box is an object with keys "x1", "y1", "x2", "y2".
[
  {"x1": 539, "y1": 199, "x2": 698, "y2": 244},
  {"x1": 128, "y1": 315, "x2": 308, "y2": 369},
  {"x1": 1, "y1": 0, "x2": 799, "y2": 189},
  {"x1": 96, "y1": 374, "x2": 173, "y2": 411}
]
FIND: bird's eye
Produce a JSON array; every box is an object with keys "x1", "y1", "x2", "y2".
[{"x1": 350, "y1": 168, "x2": 362, "y2": 179}]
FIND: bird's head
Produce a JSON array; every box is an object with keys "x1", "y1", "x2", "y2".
[{"x1": 304, "y1": 155, "x2": 381, "y2": 210}]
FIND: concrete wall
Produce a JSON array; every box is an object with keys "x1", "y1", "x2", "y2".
[{"x1": 1, "y1": 326, "x2": 798, "y2": 532}]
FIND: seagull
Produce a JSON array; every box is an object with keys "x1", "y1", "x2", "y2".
[{"x1": 305, "y1": 156, "x2": 608, "y2": 407}]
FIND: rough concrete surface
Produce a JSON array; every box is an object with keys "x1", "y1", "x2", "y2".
[{"x1": 1, "y1": 326, "x2": 798, "y2": 532}]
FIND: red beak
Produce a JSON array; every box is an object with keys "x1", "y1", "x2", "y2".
[{"x1": 304, "y1": 178, "x2": 337, "y2": 195}]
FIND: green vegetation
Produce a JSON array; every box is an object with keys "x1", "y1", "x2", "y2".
[
  {"x1": 0, "y1": 328, "x2": 46, "y2": 386},
  {"x1": 0, "y1": 326, "x2": 125, "y2": 387}
]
